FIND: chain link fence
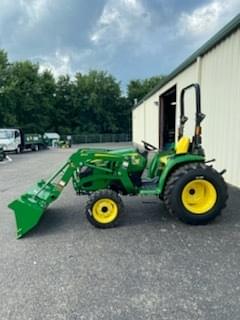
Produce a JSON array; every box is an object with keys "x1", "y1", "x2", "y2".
[{"x1": 62, "y1": 133, "x2": 131, "y2": 145}]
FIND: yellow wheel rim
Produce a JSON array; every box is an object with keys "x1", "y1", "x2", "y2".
[
  {"x1": 181, "y1": 179, "x2": 217, "y2": 214},
  {"x1": 92, "y1": 198, "x2": 118, "y2": 224}
]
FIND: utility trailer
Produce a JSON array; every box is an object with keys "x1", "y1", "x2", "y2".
[{"x1": 0, "y1": 128, "x2": 47, "y2": 153}]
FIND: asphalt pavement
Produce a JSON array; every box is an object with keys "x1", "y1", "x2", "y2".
[{"x1": 0, "y1": 144, "x2": 239, "y2": 320}]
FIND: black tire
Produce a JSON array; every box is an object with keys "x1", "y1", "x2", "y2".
[
  {"x1": 15, "y1": 146, "x2": 21, "y2": 154},
  {"x1": 163, "y1": 163, "x2": 228, "y2": 225},
  {"x1": 31, "y1": 144, "x2": 39, "y2": 152},
  {"x1": 85, "y1": 189, "x2": 123, "y2": 228}
]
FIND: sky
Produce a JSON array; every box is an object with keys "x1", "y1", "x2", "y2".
[{"x1": 0, "y1": 0, "x2": 239, "y2": 88}]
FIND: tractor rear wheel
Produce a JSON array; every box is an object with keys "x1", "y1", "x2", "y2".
[
  {"x1": 85, "y1": 189, "x2": 123, "y2": 228},
  {"x1": 163, "y1": 163, "x2": 228, "y2": 224}
]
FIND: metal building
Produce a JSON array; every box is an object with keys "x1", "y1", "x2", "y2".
[{"x1": 132, "y1": 14, "x2": 240, "y2": 187}]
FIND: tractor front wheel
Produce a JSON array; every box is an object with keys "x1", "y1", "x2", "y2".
[
  {"x1": 163, "y1": 163, "x2": 228, "y2": 224},
  {"x1": 85, "y1": 190, "x2": 123, "y2": 228}
]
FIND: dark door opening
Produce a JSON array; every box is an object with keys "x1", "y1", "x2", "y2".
[{"x1": 159, "y1": 86, "x2": 176, "y2": 150}]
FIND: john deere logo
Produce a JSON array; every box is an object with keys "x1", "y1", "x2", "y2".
[{"x1": 131, "y1": 155, "x2": 140, "y2": 165}]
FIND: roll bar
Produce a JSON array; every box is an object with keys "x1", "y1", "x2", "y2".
[{"x1": 178, "y1": 83, "x2": 206, "y2": 151}]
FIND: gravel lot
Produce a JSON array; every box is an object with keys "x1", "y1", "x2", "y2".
[{"x1": 0, "y1": 143, "x2": 239, "y2": 320}]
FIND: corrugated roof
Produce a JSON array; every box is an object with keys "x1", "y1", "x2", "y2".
[{"x1": 133, "y1": 13, "x2": 240, "y2": 109}]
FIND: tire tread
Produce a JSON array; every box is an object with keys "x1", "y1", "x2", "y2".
[{"x1": 85, "y1": 189, "x2": 123, "y2": 228}]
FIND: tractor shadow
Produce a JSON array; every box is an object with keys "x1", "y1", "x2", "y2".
[
  {"x1": 23, "y1": 201, "x2": 87, "y2": 238},
  {"x1": 24, "y1": 198, "x2": 172, "y2": 238},
  {"x1": 24, "y1": 185, "x2": 239, "y2": 238},
  {"x1": 122, "y1": 197, "x2": 176, "y2": 227},
  {"x1": 121, "y1": 185, "x2": 239, "y2": 229}
]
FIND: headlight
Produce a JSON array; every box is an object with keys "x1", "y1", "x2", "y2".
[{"x1": 0, "y1": 144, "x2": 7, "y2": 150}]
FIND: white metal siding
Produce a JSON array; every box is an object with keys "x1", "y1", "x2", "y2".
[
  {"x1": 132, "y1": 103, "x2": 145, "y2": 145},
  {"x1": 132, "y1": 94, "x2": 159, "y2": 147},
  {"x1": 144, "y1": 94, "x2": 160, "y2": 147},
  {"x1": 132, "y1": 27, "x2": 240, "y2": 187},
  {"x1": 200, "y1": 29, "x2": 240, "y2": 186}
]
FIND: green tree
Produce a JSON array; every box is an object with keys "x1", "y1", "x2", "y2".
[
  {"x1": 54, "y1": 75, "x2": 74, "y2": 134},
  {"x1": 114, "y1": 96, "x2": 132, "y2": 134},
  {"x1": 73, "y1": 70, "x2": 122, "y2": 134},
  {"x1": 38, "y1": 70, "x2": 56, "y2": 132},
  {"x1": 4, "y1": 61, "x2": 41, "y2": 131},
  {"x1": 127, "y1": 75, "x2": 165, "y2": 105},
  {"x1": 0, "y1": 47, "x2": 164, "y2": 136},
  {"x1": 0, "y1": 57, "x2": 57, "y2": 133},
  {"x1": 0, "y1": 50, "x2": 13, "y2": 127}
]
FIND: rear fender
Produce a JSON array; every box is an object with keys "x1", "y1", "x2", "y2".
[{"x1": 158, "y1": 154, "x2": 205, "y2": 195}]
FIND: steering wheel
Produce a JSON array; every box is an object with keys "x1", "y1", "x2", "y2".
[{"x1": 141, "y1": 140, "x2": 158, "y2": 151}]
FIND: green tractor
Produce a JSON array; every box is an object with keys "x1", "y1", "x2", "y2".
[{"x1": 9, "y1": 84, "x2": 228, "y2": 238}]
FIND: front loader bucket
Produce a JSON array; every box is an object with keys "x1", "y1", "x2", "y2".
[
  {"x1": 8, "y1": 149, "x2": 97, "y2": 238},
  {"x1": 8, "y1": 179, "x2": 62, "y2": 238},
  {"x1": 9, "y1": 197, "x2": 45, "y2": 238}
]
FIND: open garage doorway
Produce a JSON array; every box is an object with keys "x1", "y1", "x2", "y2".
[{"x1": 159, "y1": 85, "x2": 176, "y2": 150}]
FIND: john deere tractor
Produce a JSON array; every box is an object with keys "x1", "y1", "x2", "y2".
[{"x1": 9, "y1": 84, "x2": 228, "y2": 238}]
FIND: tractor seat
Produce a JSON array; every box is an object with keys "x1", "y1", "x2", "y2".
[
  {"x1": 175, "y1": 136, "x2": 190, "y2": 154},
  {"x1": 148, "y1": 136, "x2": 191, "y2": 178}
]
